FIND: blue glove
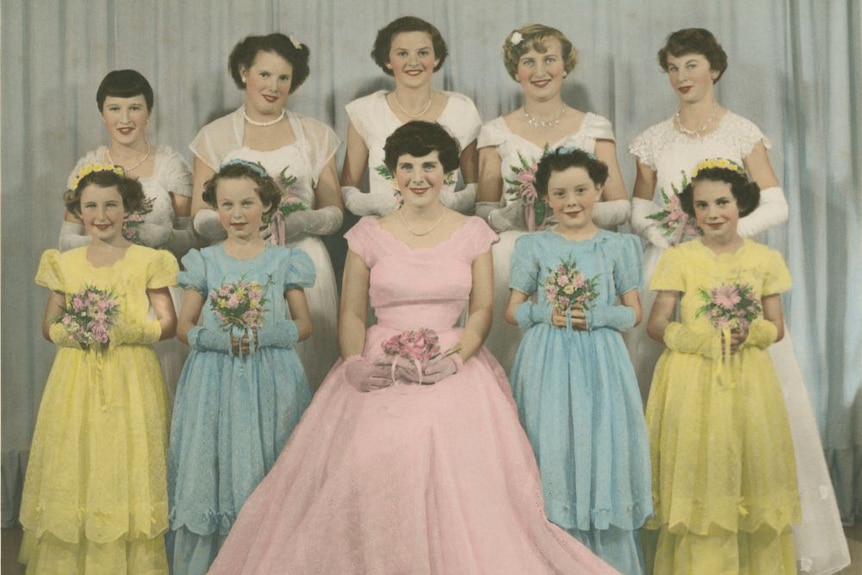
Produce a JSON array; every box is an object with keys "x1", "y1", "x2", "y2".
[
  {"x1": 585, "y1": 305, "x2": 636, "y2": 332},
  {"x1": 187, "y1": 326, "x2": 233, "y2": 354},
  {"x1": 255, "y1": 319, "x2": 299, "y2": 350},
  {"x1": 514, "y1": 300, "x2": 553, "y2": 329}
]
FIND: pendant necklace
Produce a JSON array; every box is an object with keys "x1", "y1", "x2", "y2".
[
  {"x1": 524, "y1": 105, "x2": 565, "y2": 129},
  {"x1": 107, "y1": 143, "x2": 151, "y2": 172},
  {"x1": 392, "y1": 92, "x2": 433, "y2": 118},
  {"x1": 398, "y1": 208, "x2": 446, "y2": 236},
  {"x1": 674, "y1": 104, "x2": 718, "y2": 137},
  {"x1": 243, "y1": 106, "x2": 285, "y2": 127}
]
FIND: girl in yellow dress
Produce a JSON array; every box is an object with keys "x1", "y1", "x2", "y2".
[
  {"x1": 19, "y1": 164, "x2": 178, "y2": 574},
  {"x1": 645, "y1": 159, "x2": 800, "y2": 574}
]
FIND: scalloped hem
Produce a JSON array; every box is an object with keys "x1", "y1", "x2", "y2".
[
  {"x1": 20, "y1": 502, "x2": 169, "y2": 545},
  {"x1": 20, "y1": 527, "x2": 168, "y2": 575},
  {"x1": 168, "y1": 507, "x2": 237, "y2": 537}
]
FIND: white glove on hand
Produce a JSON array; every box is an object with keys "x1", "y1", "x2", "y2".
[{"x1": 342, "y1": 186, "x2": 397, "y2": 217}]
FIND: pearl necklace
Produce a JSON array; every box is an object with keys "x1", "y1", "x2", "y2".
[
  {"x1": 398, "y1": 208, "x2": 446, "y2": 236},
  {"x1": 391, "y1": 92, "x2": 433, "y2": 118},
  {"x1": 524, "y1": 105, "x2": 565, "y2": 129},
  {"x1": 107, "y1": 144, "x2": 151, "y2": 173},
  {"x1": 242, "y1": 106, "x2": 285, "y2": 127},
  {"x1": 674, "y1": 105, "x2": 718, "y2": 138}
]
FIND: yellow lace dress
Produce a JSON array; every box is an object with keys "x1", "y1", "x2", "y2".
[
  {"x1": 645, "y1": 239, "x2": 801, "y2": 574},
  {"x1": 19, "y1": 245, "x2": 177, "y2": 574}
]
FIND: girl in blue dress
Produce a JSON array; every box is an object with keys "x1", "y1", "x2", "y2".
[
  {"x1": 167, "y1": 159, "x2": 315, "y2": 575},
  {"x1": 506, "y1": 148, "x2": 651, "y2": 574}
]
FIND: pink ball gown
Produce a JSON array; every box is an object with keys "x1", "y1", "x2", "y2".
[{"x1": 206, "y1": 216, "x2": 619, "y2": 574}]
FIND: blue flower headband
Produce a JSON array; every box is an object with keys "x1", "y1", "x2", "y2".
[{"x1": 218, "y1": 158, "x2": 269, "y2": 180}]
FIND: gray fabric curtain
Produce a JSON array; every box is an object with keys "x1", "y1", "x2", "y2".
[{"x1": 2, "y1": 0, "x2": 860, "y2": 526}]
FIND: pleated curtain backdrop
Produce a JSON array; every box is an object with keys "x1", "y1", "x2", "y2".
[{"x1": 2, "y1": 0, "x2": 860, "y2": 525}]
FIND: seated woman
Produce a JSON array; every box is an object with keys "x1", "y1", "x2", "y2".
[{"x1": 206, "y1": 121, "x2": 620, "y2": 574}]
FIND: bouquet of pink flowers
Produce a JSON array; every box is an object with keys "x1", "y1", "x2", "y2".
[
  {"x1": 696, "y1": 282, "x2": 762, "y2": 331},
  {"x1": 504, "y1": 149, "x2": 548, "y2": 231},
  {"x1": 122, "y1": 196, "x2": 155, "y2": 243},
  {"x1": 543, "y1": 256, "x2": 599, "y2": 313},
  {"x1": 209, "y1": 277, "x2": 270, "y2": 332},
  {"x1": 646, "y1": 173, "x2": 701, "y2": 245},
  {"x1": 55, "y1": 285, "x2": 120, "y2": 348},
  {"x1": 381, "y1": 328, "x2": 441, "y2": 385}
]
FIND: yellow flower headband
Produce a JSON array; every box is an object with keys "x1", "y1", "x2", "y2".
[
  {"x1": 71, "y1": 163, "x2": 125, "y2": 190},
  {"x1": 691, "y1": 158, "x2": 745, "y2": 178}
]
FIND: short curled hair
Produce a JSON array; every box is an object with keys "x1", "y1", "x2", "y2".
[
  {"x1": 202, "y1": 162, "x2": 281, "y2": 218},
  {"x1": 383, "y1": 121, "x2": 461, "y2": 174},
  {"x1": 534, "y1": 148, "x2": 609, "y2": 199},
  {"x1": 370, "y1": 16, "x2": 448, "y2": 76},
  {"x1": 658, "y1": 28, "x2": 728, "y2": 83},
  {"x1": 678, "y1": 166, "x2": 760, "y2": 218},
  {"x1": 503, "y1": 24, "x2": 578, "y2": 80},
  {"x1": 228, "y1": 33, "x2": 311, "y2": 93},
  {"x1": 96, "y1": 69, "x2": 154, "y2": 112},
  {"x1": 64, "y1": 169, "x2": 145, "y2": 215}
]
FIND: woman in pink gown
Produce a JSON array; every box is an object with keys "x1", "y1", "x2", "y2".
[{"x1": 206, "y1": 121, "x2": 619, "y2": 574}]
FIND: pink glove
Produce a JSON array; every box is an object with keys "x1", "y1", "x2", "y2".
[
  {"x1": 344, "y1": 355, "x2": 392, "y2": 392},
  {"x1": 395, "y1": 354, "x2": 463, "y2": 385}
]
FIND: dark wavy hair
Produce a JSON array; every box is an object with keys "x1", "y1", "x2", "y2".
[
  {"x1": 96, "y1": 69, "x2": 154, "y2": 112},
  {"x1": 383, "y1": 121, "x2": 461, "y2": 174},
  {"x1": 679, "y1": 165, "x2": 760, "y2": 218},
  {"x1": 534, "y1": 148, "x2": 609, "y2": 199},
  {"x1": 502, "y1": 24, "x2": 578, "y2": 81},
  {"x1": 64, "y1": 169, "x2": 145, "y2": 215},
  {"x1": 658, "y1": 28, "x2": 728, "y2": 83},
  {"x1": 202, "y1": 162, "x2": 281, "y2": 218},
  {"x1": 228, "y1": 33, "x2": 311, "y2": 93},
  {"x1": 371, "y1": 16, "x2": 448, "y2": 76}
]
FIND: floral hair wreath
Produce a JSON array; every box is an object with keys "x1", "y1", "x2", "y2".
[
  {"x1": 71, "y1": 163, "x2": 125, "y2": 190},
  {"x1": 691, "y1": 158, "x2": 745, "y2": 179},
  {"x1": 218, "y1": 158, "x2": 270, "y2": 180}
]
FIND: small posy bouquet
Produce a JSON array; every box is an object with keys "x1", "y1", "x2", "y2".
[
  {"x1": 381, "y1": 328, "x2": 441, "y2": 385},
  {"x1": 122, "y1": 196, "x2": 155, "y2": 243},
  {"x1": 209, "y1": 277, "x2": 269, "y2": 332},
  {"x1": 696, "y1": 282, "x2": 762, "y2": 331},
  {"x1": 505, "y1": 149, "x2": 548, "y2": 231},
  {"x1": 56, "y1": 285, "x2": 120, "y2": 348},
  {"x1": 647, "y1": 172, "x2": 701, "y2": 245},
  {"x1": 543, "y1": 256, "x2": 599, "y2": 313}
]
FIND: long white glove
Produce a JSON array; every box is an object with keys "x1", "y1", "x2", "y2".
[
  {"x1": 342, "y1": 186, "x2": 397, "y2": 217},
  {"x1": 278, "y1": 205, "x2": 343, "y2": 241},
  {"x1": 193, "y1": 209, "x2": 227, "y2": 244},
  {"x1": 478, "y1": 200, "x2": 527, "y2": 232},
  {"x1": 439, "y1": 183, "x2": 476, "y2": 214},
  {"x1": 592, "y1": 199, "x2": 631, "y2": 229},
  {"x1": 630, "y1": 197, "x2": 669, "y2": 249},
  {"x1": 169, "y1": 216, "x2": 197, "y2": 257},
  {"x1": 737, "y1": 187, "x2": 789, "y2": 237},
  {"x1": 128, "y1": 222, "x2": 172, "y2": 247},
  {"x1": 59, "y1": 221, "x2": 91, "y2": 251}
]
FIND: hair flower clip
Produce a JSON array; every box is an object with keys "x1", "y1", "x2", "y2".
[
  {"x1": 510, "y1": 31, "x2": 523, "y2": 46},
  {"x1": 691, "y1": 158, "x2": 745, "y2": 178},
  {"x1": 71, "y1": 163, "x2": 125, "y2": 190},
  {"x1": 289, "y1": 35, "x2": 303, "y2": 50}
]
